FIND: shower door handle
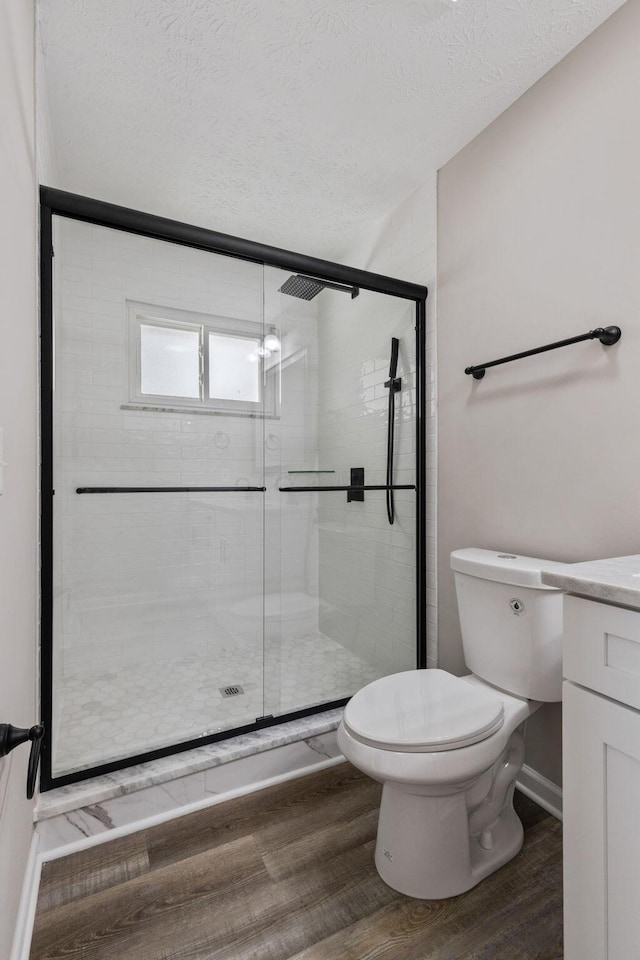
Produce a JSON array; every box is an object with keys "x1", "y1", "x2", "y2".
[
  {"x1": 76, "y1": 486, "x2": 267, "y2": 494},
  {"x1": 0, "y1": 723, "x2": 45, "y2": 799},
  {"x1": 278, "y1": 485, "x2": 416, "y2": 492}
]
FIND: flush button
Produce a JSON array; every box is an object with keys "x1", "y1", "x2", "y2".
[
  {"x1": 510, "y1": 598, "x2": 525, "y2": 615},
  {"x1": 498, "y1": 554, "x2": 517, "y2": 559}
]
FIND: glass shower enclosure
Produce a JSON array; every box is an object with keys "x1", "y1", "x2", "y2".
[{"x1": 39, "y1": 188, "x2": 428, "y2": 789}]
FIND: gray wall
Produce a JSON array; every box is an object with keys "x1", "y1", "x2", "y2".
[
  {"x1": 437, "y1": 0, "x2": 640, "y2": 788},
  {"x1": 0, "y1": 1, "x2": 38, "y2": 955}
]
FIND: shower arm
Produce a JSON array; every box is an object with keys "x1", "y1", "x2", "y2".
[{"x1": 313, "y1": 278, "x2": 360, "y2": 298}]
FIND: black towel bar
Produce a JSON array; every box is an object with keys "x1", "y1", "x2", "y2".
[{"x1": 465, "y1": 326, "x2": 621, "y2": 380}]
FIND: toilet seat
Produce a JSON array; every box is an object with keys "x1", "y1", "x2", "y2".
[{"x1": 343, "y1": 669, "x2": 505, "y2": 753}]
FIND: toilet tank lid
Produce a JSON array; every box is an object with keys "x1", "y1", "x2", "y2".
[{"x1": 450, "y1": 548, "x2": 567, "y2": 589}]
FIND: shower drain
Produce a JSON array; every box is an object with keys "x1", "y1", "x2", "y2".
[{"x1": 220, "y1": 685, "x2": 244, "y2": 698}]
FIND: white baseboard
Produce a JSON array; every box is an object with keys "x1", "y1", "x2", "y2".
[
  {"x1": 516, "y1": 763, "x2": 563, "y2": 821},
  {"x1": 10, "y1": 831, "x2": 41, "y2": 960}
]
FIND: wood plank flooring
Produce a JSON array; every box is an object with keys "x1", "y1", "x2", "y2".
[{"x1": 30, "y1": 763, "x2": 562, "y2": 960}]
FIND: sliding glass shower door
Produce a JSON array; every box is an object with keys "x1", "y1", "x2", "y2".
[
  {"x1": 262, "y1": 267, "x2": 418, "y2": 721},
  {"x1": 49, "y1": 217, "x2": 269, "y2": 777},
  {"x1": 41, "y1": 192, "x2": 425, "y2": 788}
]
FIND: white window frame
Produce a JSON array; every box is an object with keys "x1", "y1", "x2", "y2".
[{"x1": 126, "y1": 301, "x2": 278, "y2": 417}]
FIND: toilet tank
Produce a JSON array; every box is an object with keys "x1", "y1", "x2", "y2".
[{"x1": 451, "y1": 549, "x2": 567, "y2": 702}]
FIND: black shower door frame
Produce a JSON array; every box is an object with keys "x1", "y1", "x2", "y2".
[{"x1": 39, "y1": 186, "x2": 429, "y2": 791}]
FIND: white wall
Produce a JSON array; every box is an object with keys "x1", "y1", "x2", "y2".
[
  {"x1": 35, "y1": 10, "x2": 57, "y2": 187},
  {"x1": 0, "y1": 1, "x2": 38, "y2": 956},
  {"x1": 437, "y1": 0, "x2": 640, "y2": 786}
]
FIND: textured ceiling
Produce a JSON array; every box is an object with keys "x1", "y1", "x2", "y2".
[{"x1": 37, "y1": 0, "x2": 626, "y2": 261}]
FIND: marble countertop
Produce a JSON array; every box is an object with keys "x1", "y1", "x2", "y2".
[{"x1": 541, "y1": 555, "x2": 640, "y2": 608}]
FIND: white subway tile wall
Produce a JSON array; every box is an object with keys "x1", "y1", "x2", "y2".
[
  {"x1": 53, "y1": 221, "x2": 321, "y2": 773},
  {"x1": 316, "y1": 289, "x2": 417, "y2": 674},
  {"x1": 348, "y1": 178, "x2": 437, "y2": 667}
]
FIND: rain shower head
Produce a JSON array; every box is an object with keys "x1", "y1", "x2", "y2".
[
  {"x1": 279, "y1": 275, "x2": 325, "y2": 300},
  {"x1": 278, "y1": 274, "x2": 360, "y2": 300}
]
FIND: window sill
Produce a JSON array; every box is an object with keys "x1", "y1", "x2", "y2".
[{"x1": 120, "y1": 403, "x2": 279, "y2": 420}]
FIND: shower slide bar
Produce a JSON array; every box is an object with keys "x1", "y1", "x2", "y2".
[
  {"x1": 385, "y1": 337, "x2": 401, "y2": 525},
  {"x1": 465, "y1": 325, "x2": 622, "y2": 380},
  {"x1": 279, "y1": 485, "x2": 416, "y2": 492},
  {"x1": 76, "y1": 486, "x2": 267, "y2": 494}
]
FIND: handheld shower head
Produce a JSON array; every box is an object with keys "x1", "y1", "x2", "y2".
[{"x1": 388, "y1": 337, "x2": 399, "y2": 380}]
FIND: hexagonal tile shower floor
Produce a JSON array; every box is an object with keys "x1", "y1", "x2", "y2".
[{"x1": 53, "y1": 632, "x2": 381, "y2": 777}]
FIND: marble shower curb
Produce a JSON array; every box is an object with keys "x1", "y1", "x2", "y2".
[{"x1": 35, "y1": 708, "x2": 344, "y2": 855}]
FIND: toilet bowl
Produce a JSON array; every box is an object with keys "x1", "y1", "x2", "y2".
[
  {"x1": 338, "y1": 671, "x2": 535, "y2": 898},
  {"x1": 338, "y1": 548, "x2": 566, "y2": 900}
]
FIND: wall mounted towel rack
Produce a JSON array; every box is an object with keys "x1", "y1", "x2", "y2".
[{"x1": 465, "y1": 326, "x2": 621, "y2": 380}]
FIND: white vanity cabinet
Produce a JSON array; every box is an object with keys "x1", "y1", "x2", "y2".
[{"x1": 563, "y1": 593, "x2": 640, "y2": 960}]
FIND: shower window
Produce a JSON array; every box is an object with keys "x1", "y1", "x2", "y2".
[
  {"x1": 139, "y1": 320, "x2": 201, "y2": 400},
  {"x1": 128, "y1": 302, "x2": 273, "y2": 415},
  {"x1": 208, "y1": 332, "x2": 260, "y2": 403}
]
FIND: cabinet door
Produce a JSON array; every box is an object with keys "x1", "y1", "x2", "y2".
[
  {"x1": 564, "y1": 680, "x2": 640, "y2": 959},
  {"x1": 564, "y1": 594, "x2": 640, "y2": 710}
]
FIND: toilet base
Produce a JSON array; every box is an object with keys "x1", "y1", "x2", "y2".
[{"x1": 374, "y1": 780, "x2": 524, "y2": 900}]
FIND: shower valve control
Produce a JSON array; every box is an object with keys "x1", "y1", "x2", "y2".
[{"x1": 348, "y1": 467, "x2": 365, "y2": 503}]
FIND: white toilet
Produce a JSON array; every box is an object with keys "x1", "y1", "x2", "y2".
[{"x1": 337, "y1": 548, "x2": 566, "y2": 900}]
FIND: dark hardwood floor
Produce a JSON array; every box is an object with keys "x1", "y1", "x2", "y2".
[{"x1": 30, "y1": 763, "x2": 563, "y2": 960}]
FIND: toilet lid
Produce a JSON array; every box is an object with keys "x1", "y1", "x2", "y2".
[{"x1": 343, "y1": 669, "x2": 505, "y2": 753}]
